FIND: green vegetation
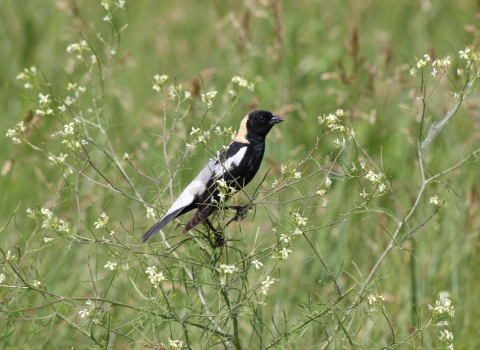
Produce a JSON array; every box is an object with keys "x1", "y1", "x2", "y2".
[{"x1": 1, "y1": 0, "x2": 479, "y2": 348}]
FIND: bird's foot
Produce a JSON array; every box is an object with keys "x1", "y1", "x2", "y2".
[
  {"x1": 226, "y1": 205, "x2": 250, "y2": 222},
  {"x1": 213, "y1": 231, "x2": 225, "y2": 247}
]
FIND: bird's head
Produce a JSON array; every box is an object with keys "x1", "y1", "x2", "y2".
[{"x1": 235, "y1": 110, "x2": 283, "y2": 143}]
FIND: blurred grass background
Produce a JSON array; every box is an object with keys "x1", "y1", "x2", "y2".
[{"x1": 1, "y1": 0, "x2": 480, "y2": 348}]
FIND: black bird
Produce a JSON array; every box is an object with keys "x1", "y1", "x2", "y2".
[{"x1": 142, "y1": 110, "x2": 283, "y2": 244}]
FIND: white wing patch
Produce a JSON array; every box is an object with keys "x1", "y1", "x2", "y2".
[
  {"x1": 166, "y1": 146, "x2": 247, "y2": 214},
  {"x1": 213, "y1": 146, "x2": 247, "y2": 176}
]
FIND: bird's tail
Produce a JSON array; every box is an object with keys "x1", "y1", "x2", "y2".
[
  {"x1": 142, "y1": 208, "x2": 183, "y2": 242},
  {"x1": 183, "y1": 205, "x2": 217, "y2": 234}
]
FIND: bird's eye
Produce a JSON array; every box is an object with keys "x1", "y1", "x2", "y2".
[{"x1": 259, "y1": 115, "x2": 265, "y2": 122}]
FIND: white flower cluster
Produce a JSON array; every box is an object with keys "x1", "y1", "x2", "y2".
[
  {"x1": 318, "y1": 109, "x2": 355, "y2": 141},
  {"x1": 27, "y1": 207, "x2": 71, "y2": 236},
  {"x1": 216, "y1": 178, "x2": 237, "y2": 203},
  {"x1": 279, "y1": 162, "x2": 304, "y2": 182},
  {"x1": 145, "y1": 266, "x2": 166, "y2": 288},
  {"x1": 190, "y1": 127, "x2": 211, "y2": 144},
  {"x1": 251, "y1": 259, "x2": 263, "y2": 270},
  {"x1": 260, "y1": 276, "x2": 278, "y2": 296},
  {"x1": 410, "y1": 53, "x2": 451, "y2": 77},
  {"x1": 219, "y1": 264, "x2": 238, "y2": 274},
  {"x1": 94, "y1": 212, "x2": 110, "y2": 229},
  {"x1": 429, "y1": 195, "x2": 444, "y2": 208},
  {"x1": 366, "y1": 293, "x2": 385, "y2": 312},
  {"x1": 146, "y1": 206, "x2": 156, "y2": 220},
  {"x1": 201, "y1": 90, "x2": 218, "y2": 108},
  {"x1": 357, "y1": 164, "x2": 388, "y2": 199},
  {"x1": 428, "y1": 295, "x2": 455, "y2": 318},
  {"x1": 167, "y1": 339, "x2": 184, "y2": 349},
  {"x1": 104, "y1": 261, "x2": 130, "y2": 272},
  {"x1": 214, "y1": 126, "x2": 236, "y2": 140},
  {"x1": 101, "y1": 0, "x2": 126, "y2": 10},
  {"x1": 66, "y1": 40, "x2": 91, "y2": 61},
  {"x1": 79, "y1": 300, "x2": 95, "y2": 319},
  {"x1": 152, "y1": 74, "x2": 168, "y2": 92},
  {"x1": 428, "y1": 293, "x2": 455, "y2": 349},
  {"x1": 292, "y1": 212, "x2": 307, "y2": 235},
  {"x1": 16, "y1": 66, "x2": 36, "y2": 89},
  {"x1": 6, "y1": 121, "x2": 28, "y2": 144},
  {"x1": 316, "y1": 176, "x2": 332, "y2": 198},
  {"x1": 231, "y1": 75, "x2": 255, "y2": 91}
]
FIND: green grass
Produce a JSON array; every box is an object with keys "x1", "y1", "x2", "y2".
[{"x1": 1, "y1": 0, "x2": 480, "y2": 348}]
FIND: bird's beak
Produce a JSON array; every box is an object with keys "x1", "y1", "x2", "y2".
[{"x1": 270, "y1": 115, "x2": 284, "y2": 125}]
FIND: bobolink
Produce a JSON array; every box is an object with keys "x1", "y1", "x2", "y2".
[{"x1": 142, "y1": 110, "x2": 283, "y2": 245}]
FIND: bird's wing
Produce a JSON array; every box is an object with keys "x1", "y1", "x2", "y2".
[{"x1": 183, "y1": 145, "x2": 249, "y2": 233}]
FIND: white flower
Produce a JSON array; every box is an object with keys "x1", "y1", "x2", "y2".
[
  {"x1": 378, "y1": 183, "x2": 386, "y2": 192},
  {"x1": 154, "y1": 74, "x2": 169, "y2": 84},
  {"x1": 294, "y1": 171, "x2": 301, "y2": 179},
  {"x1": 220, "y1": 264, "x2": 238, "y2": 274},
  {"x1": 43, "y1": 237, "x2": 54, "y2": 243},
  {"x1": 94, "y1": 212, "x2": 109, "y2": 229},
  {"x1": 439, "y1": 330, "x2": 454, "y2": 342},
  {"x1": 429, "y1": 196, "x2": 439, "y2": 206},
  {"x1": 168, "y1": 339, "x2": 184, "y2": 350},
  {"x1": 365, "y1": 170, "x2": 378, "y2": 182},
  {"x1": 409, "y1": 68, "x2": 417, "y2": 76},
  {"x1": 33, "y1": 280, "x2": 42, "y2": 287},
  {"x1": 279, "y1": 248, "x2": 292, "y2": 260},
  {"x1": 145, "y1": 266, "x2": 166, "y2": 287},
  {"x1": 260, "y1": 276, "x2": 277, "y2": 295},
  {"x1": 100, "y1": 0, "x2": 110, "y2": 10},
  {"x1": 325, "y1": 177, "x2": 332, "y2": 187},
  {"x1": 39, "y1": 93, "x2": 50, "y2": 105},
  {"x1": 103, "y1": 15, "x2": 111, "y2": 22},
  {"x1": 459, "y1": 47, "x2": 470, "y2": 59},
  {"x1": 416, "y1": 59, "x2": 426, "y2": 68},
  {"x1": 5, "y1": 250, "x2": 15, "y2": 261},
  {"x1": 26, "y1": 208, "x2": 36, "y2": 218},
  {"x1": 431, "y1": 68, "x2": 438, "y2": 77},
  {"x1": 292, "y1": 212, "x2": 307, "y2": 227},
  {"x1": 0, "y1": 274, "x2": 5, "y2": 283},
  {"x1": 6, "y1": 129, "x2": 17, "y2": 138},
  {"x1": 251, "y1": 260, "x2": 263, "y2": 269},
  {"x1": 360, "y1": 190, "x2": 367, "y2": 198},
  {"x1": 41, "y1": 208, "x2": 54, "y2": 220},
  {"x1": 326, "y1": 113, "x2": 337, "y2": 123},
  {"x1": 64, "y1": 122, "x2": 75, "y2": 135},
  {"x1": 104, "y1": 261, "x2": 117, "y2": 270},
  {"x1": 184, "y1": 91, "x2": 192, "y2": 99},
  {"x1": 334, "y1": 138, "x2": 345, "y2": 148},
  {"x1": 146, "y1": 207, "x2": 156, "y2": 219}
]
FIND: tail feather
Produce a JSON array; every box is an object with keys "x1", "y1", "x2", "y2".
[
  {"x1": 142, "y1": 208, "x2": 183, "y2": 242},
  {"x1": 183, "y1": 205, "x2": 217, "y2": 234}
]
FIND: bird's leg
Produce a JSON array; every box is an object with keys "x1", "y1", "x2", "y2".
[
  {"x1": 205, "y1": 219, "x2": 225, "y2": 247},
  {"x1": 225, "y1": 204, "x2": 250, "y2": 221}
]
